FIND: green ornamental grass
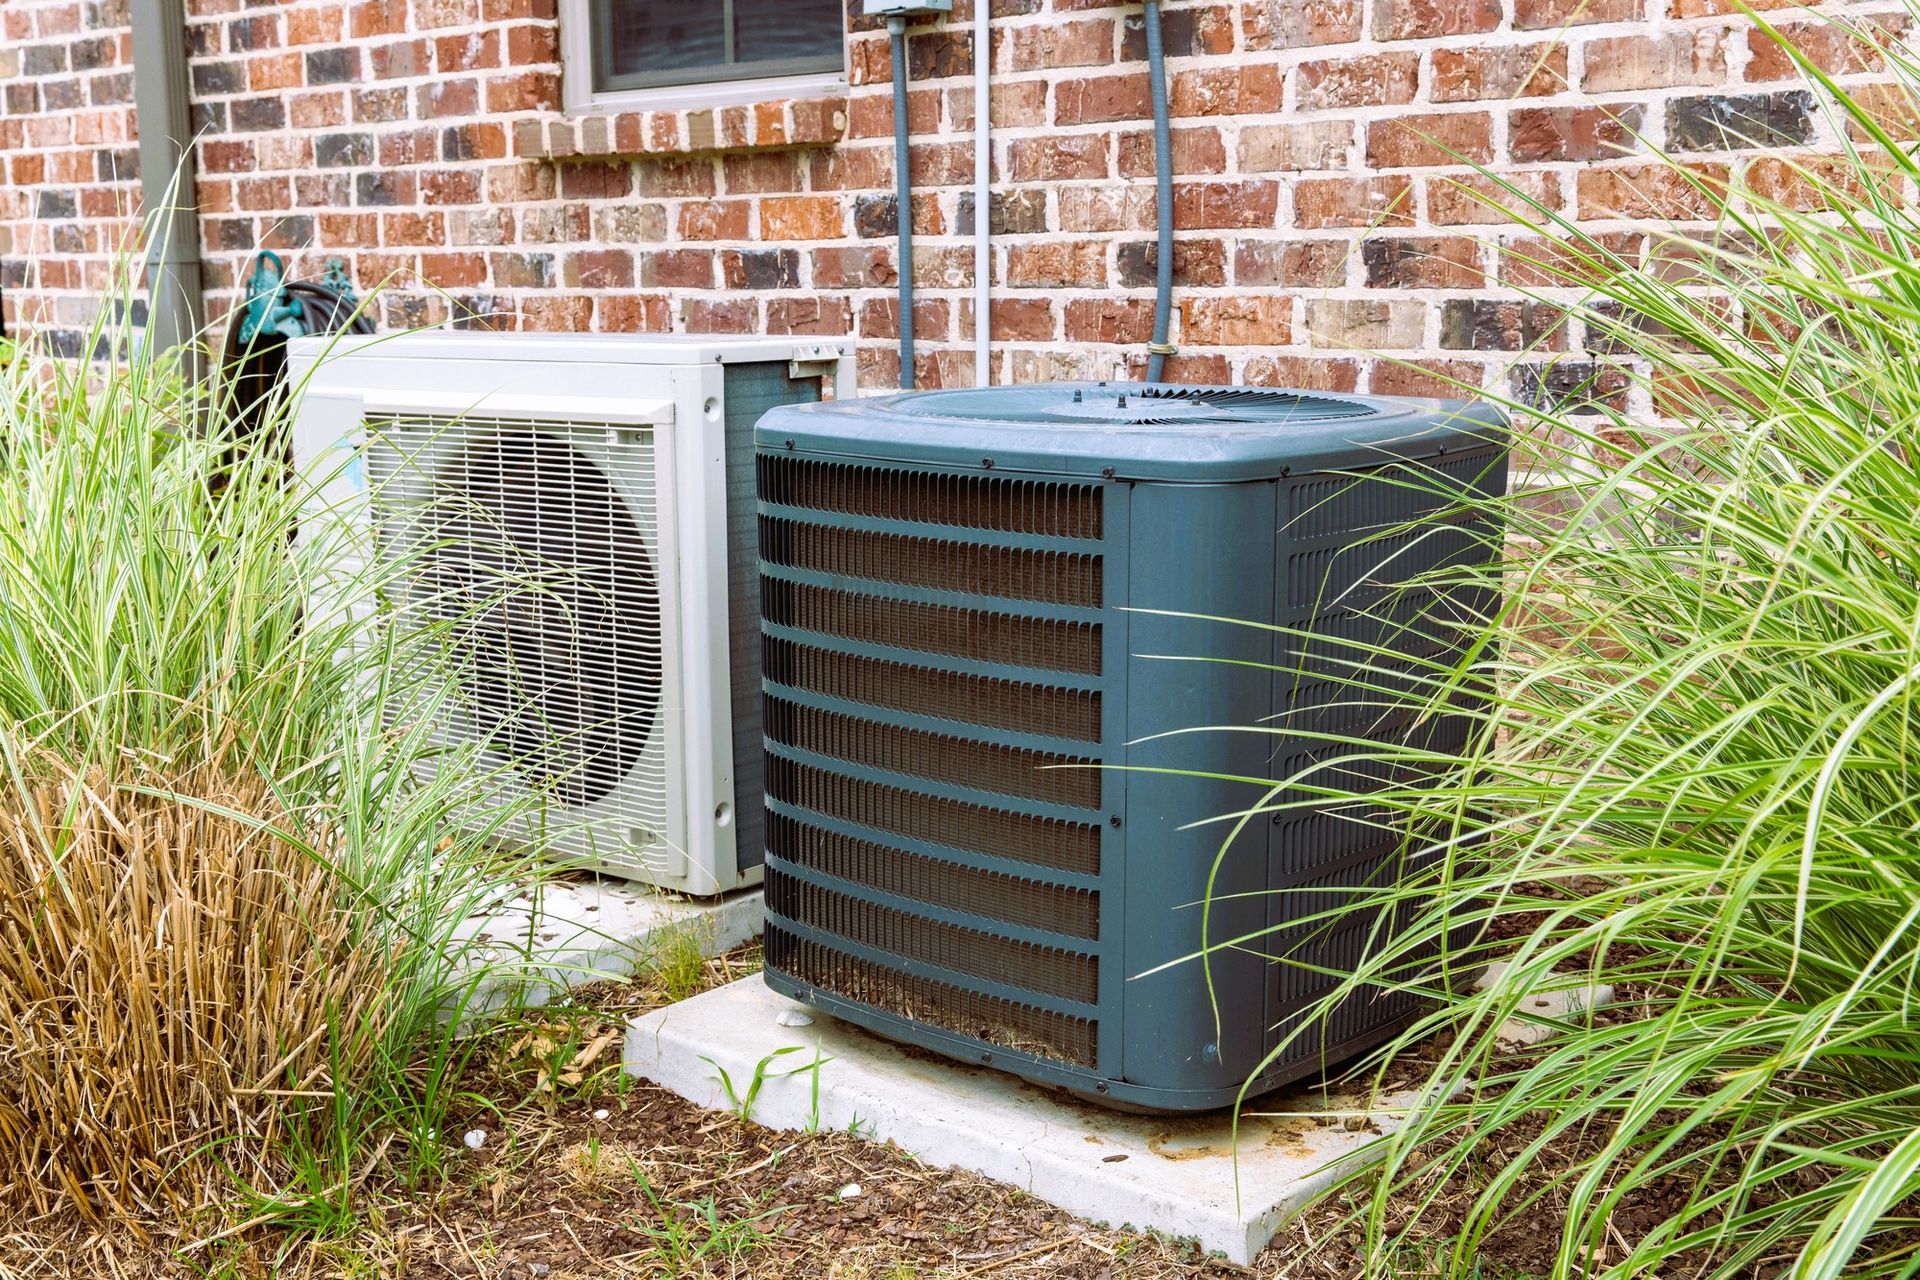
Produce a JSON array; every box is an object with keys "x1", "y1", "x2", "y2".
[
  {"x1": 1179, "y1": 6, "x2": 1920, "y2": 1275},
  {"x1": 0, "y1": 279, "x2": 550, "y2": 1225}
]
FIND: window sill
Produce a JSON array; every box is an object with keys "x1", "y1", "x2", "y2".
[{"x1": 518, "y1": 92, "x2": 849, "y2": 161}]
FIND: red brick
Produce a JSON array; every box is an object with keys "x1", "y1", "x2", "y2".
[
  {"x1": 1236, "y1": 239, "x2": 1351, "y2": 288},
  {"x1": 767, "y1": 297, "x2": 853, "y2": 336},
  {"x1": 236, "y1": 177, "x2": 290, "y2": 211},
  {"x1": 1296, "y1": 53, "x2": 1418, "y2": 109},
  {"x1": 989, "y1": 298, "x2": 1056, "y2": 341},
  {"x1": 682, "y1": 298, "x2": 758, "y2": 334},
  {"x1": 1366, "y1": 112, "x2": 1494, "y2": 168},
  {"x1": 379, "y1": 128, "x2": 436, "y2": 167},
  {"x1": 812, "y1": 246, "x2": 896, "y2": 289},
  {"x1": 289, "y1": 91, "x2": 347, "y2": 129},
  {"x1": 678, "y1": 200, "x2": 750, "y2": 241},
  {"x1": 1173, "y1": 180, "x2": 1281, "y2": 229},
  {"x1": 352, "y1": 2, "x2": 408, "y2": 39},
  {"x1": 1374, "y1": 0, "x2": 1500, "y2": 41},
  {"x1": 1427, "y1": 172, "x2": 1563, "y2": 225},
  {"x1": 1118, "y1": 127, "x2": 1228, "y2": 177},
  {"x1": 372, "y1": 40, "x2": 430, "y2": 80},
  {"x1": 565, "y1": 249, "x2": 634, "y2": 289},
  {"x1": 640, "y1": 249, "x2": 715, "y2": 289},
  {"x1": 1371, "y1": 359, "x2": 1485, "y2": 397},
  {"x1": 599, "y1": 295, "x2": 675, "y2": 333},
  {"x1": 1748, "y1": 17, "x2": 1905, "y2": 81},
  {"x1": 1292, "y1": 176, "x2": 1414, "y2": 228},
  {"x1": 990, "y1": 80, "x2": 1048, "y2": 128},
  {"x1": 505, "y1": 22, "x2": 559, "y2": 66},
  {"x1": 419, "y1": 252, "x2": 486, "y2": 287},
  {"x1": 1499, "y1": 234, "x2": 1644, "y2": 287},
  {"x1": 485, "y1": 71, "x2": 559, "y2": 113},
  {"x1": 1243, "y1": 0, "x2": 1361, "y2": 50},
  {"x1": 1180, "y1": 295, "x2": 1292, "y2": 345},
  {"x1": 760, "y1": 196, "x2": 843, "y2": 240},
  {"x1": 1009, "y1": 135, "x2": 1108, "y2": 181},
  {"x1": 1307, "y1": 299, "x2": 1426, "y2": 349},
  {"x1": 1846, "y1": 82, "x2": 1920, "y2": 142},
  {"x1": 287, "y1": 6, "x2": 344, "y2": 44},
  {"x1": 1007, "y1": 241, "x2": 1108, "y2": 289},
  {"x1": 1238, "y1": 121, "x2": 1351, "y2": 172},
  {"x1": 1509, "y1": 106, "x2": 1642, "y2": 163},
  {"x1": 1170, "y1": 64, "x2": 1282, "y2": 116},
  {"x1": 1668, "y1": 0, "x2": 1792, "y2": 19},
  {"x1": 436, "y1": 30, "x2": 501, "y2": 73},
  {"x1": 521, "y1": 296, "x2": 593, "y2": 331},
  {"x1": 1743, "y1": 154, "x2": 1879, "y2": 210},
  {"x1": 1584, "y1": 32, "x2": 1728, "y2": 92},
  {"x1": 1431, "y1": 43, "x2": 1567, "y2": 102},
  {"x1": 1054, "y1": 73, "x2": 1153, "y2": 125},
  {"x1": 1009, "y1": 18, "x2": 1115, "y2": 70},
  {"x1": 1064, "y1": 298, "x2": 1154, "y2": 344},
  {"x1": 1577, "y1": 163, "x2": 1730, "y2": 220},
  {"x1": 422, "y1": 169, "x2": 485, "y2": 205},
  {"x1": 1361, "y1": 236, "x2": 1485, "y2": 288},
  {"x1": 382, "y1": 212, "x2": 446, "y2": 246},
  {"x1": 1244, "y1": 354, "x2": 1362, "y2": 391},
  {"x1": 1515, "y1": 0, "x2": 1638, "y2": 25},
  {"x1": 248, "y1": 52, "x2": 303, "y2": 91}
]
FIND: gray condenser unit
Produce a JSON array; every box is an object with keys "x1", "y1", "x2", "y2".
[{"x1": 754, "y1": 383, "x2": 1507, "y2": 1111}]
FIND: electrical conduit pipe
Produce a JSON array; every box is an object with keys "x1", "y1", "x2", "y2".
[
  {"x1": 888, "y1": 16, "x2": 916, "y2": 390},
  {"x1": 1142, "y1": 0, "x2": 1176, "y2": 383},
  {"x1": 974, "y1": 0, "x2": 991, "y2": 388}
]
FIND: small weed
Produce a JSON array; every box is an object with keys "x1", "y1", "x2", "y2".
[
  {"x1": 626, "y1": 1175, "x2": 788, "y2": 1276},
  {"x1": 705, "y1": 1045, "x2": 808, "y2": 1122},
  {"x1": 557, "y1": 1135, "x2": 650, "y2": 1198},
  {"x1": 645, "y1": 920, "x2": 710, "y2": 1003}
]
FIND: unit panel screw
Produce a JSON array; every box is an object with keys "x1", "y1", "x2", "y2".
[
  {"x1": 1109, "y1": 814, "x2": 1122, "y2": 828},
  {"x1": 785, "y1": 439, "x2": 795, "y2": 451},
  {"x1": 981, "y1": 457, "x2": 994, "y2": 470},
  {"x1": 1101, "y1": 466, "x2": 1116, "y2": 480},
  {"x1": 1095, "y1": 1082, "x2": 1110, "y2": 1094}
]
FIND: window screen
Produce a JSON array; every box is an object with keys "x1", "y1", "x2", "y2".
[{"x1": 591, "y1": 0, "x2": 845, "y2": 92}]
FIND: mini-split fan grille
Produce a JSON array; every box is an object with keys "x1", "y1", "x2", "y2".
[{"x1": 365, "y1": 415, "x2": 671, "y2": 849}]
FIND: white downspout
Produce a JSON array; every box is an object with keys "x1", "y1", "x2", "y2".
[{"x1": 973, "y1": 0, "x2": 991, "y2": 387}]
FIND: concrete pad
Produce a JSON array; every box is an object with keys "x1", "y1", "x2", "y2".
[
  {"x1": 456, "y1": 878, "x2": 763, "y2": 1014},
  {"x1": 623, "y1": 965, "x2": 1611, "y2": 1265}
]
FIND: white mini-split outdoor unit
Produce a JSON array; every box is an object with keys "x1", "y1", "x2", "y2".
[{"x1": 287, "y1": 332, "x2": 855, "y2": 896}]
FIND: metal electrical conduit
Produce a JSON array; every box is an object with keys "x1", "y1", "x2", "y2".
[
  {"x1": 887, "y1": 3, "x2": 1173, "y2": 390},
  {"x1": 886, "y1": 15, "x2": 917, "y2": 391}
]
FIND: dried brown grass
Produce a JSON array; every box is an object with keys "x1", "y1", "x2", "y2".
[{"x1": 0, "y1": 761, "x2": 392, "y2": 1221}]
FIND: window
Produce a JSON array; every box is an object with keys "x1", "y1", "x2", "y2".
[{"x1": 587, "y1": 0, "x2": 845, "y2": 95}]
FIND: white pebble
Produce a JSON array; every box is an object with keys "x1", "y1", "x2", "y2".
[
  {"x1": 463, "y1": 1129, "x2": 488, "y2": 1150},
  {"x1": 776, "y1": 1008, "x2": 814, "y2": 1027},
  {"x1": 838, "y1": 1182, "x2": 863, "y2": 1199},
  {"x1": 593, "y1": 1108, "x2": 610, "y2": 1121}
]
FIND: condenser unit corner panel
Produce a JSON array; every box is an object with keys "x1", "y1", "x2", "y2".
[{"x1": 755, "y1": 382, "x2": 1507, "y2": 483}]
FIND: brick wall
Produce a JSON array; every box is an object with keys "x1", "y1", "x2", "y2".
[{"x1": 0, "y1": 0, "x2": 1905, "y2": 393}]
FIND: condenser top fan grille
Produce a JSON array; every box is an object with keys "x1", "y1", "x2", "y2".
[
  {"x1": 408, "y1": 428, "x2": 663, "y2": 810},
  {"x1": 891, "y1": 384, "x2": 1379, "y2": 427}
]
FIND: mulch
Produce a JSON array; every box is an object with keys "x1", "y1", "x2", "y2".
[{"x1": 0, "y1": 939, "x2": 1745, "y2": 1279}]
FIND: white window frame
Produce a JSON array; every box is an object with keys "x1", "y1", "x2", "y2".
[{"x1": 558, "y1": 0, "x2": 849, "y2": 116}]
